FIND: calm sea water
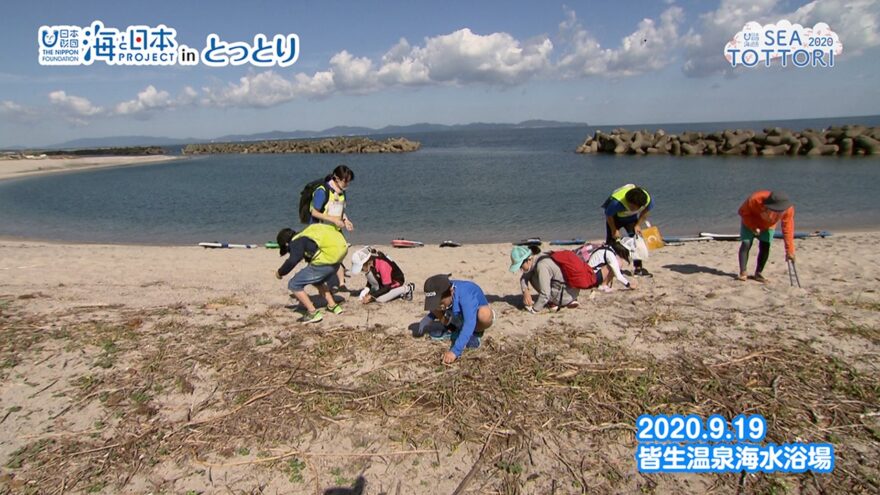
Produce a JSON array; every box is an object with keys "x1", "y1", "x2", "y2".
[{"x1": 1, "y1": 117, "x2": 879, "y2": 246}]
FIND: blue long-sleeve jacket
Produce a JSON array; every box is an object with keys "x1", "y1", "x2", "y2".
[{"x1": 425, "y1": 280, "x2": 488, "y2": 357}]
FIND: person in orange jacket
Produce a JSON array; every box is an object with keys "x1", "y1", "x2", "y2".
[{"x1": 737, "y1": 190, "x2": 795, "y2": 282}]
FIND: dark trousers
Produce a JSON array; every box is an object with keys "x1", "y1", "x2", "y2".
[{"x1": 738, "y1": 240, "x2": 771, "y2": 274}]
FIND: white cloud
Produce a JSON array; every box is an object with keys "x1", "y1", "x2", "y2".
[
  {"x1": 682, "y1": 0, "x2": 779, "y2": 77},
  {"x1": 111, "y1": 85, "x2": 197, "y2": 118},
  {"x1": 202, "y1": 71, "x2": 298, "y2": 108},
  {"x1": 409, "y1": 28, "x2": 553, "y2": 85},
  {"x1": 557, "y1": 6, "x2": 685, "y2": 77},
  {"x1": 202, "y1": 27, "x2": 555, "y2": 108},
  {"x1": 40, "y1": 86, "x2": 200, "y2": 124},
  {"x1": 48, "y1": 90, "x2": 103, "y2": 124},
  {"x1": 683, "y1": 0, "x2": 880, "y2": 77},
  {"x1": 114, "y1": 85, "x2": 173, "y2": 117},
  {"x1": 292, "y1": 70, "x2": 336, "y2": 99},
  {"x1": 0, "y1": 100, "x2": 41, "y2": 124},
  {"x1": 377, "y1": 39, "x2": 432, "y2": 86},
  {"x1": 328, "y1": 51, "x2": 378, "y2": 91},
  {"x1": 178, "y1": 86, "x2": 198, "y2": 105},
  {"x1": 789, "y1": 0, "x2": 880, "y2": 54}
]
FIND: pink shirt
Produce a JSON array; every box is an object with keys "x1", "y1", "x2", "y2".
[{"x1": 374, "y1": 258, "x2": 400, "y2": 288}]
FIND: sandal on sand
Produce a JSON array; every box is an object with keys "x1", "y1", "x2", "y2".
[
  {"x1": 737, "y1": 273, "x2": 748, "y2": 281},
  {"x1": 753, "y1": 273, "x2": 768, "y2": 283}
]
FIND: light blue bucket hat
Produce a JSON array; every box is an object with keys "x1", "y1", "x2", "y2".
[{"x1": 509, "y1": 245, "x2": 532, "y2": 272}]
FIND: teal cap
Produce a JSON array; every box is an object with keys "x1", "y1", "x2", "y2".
[{"x1": 509, "y1": 245, "x2": 532, "y2": 272}]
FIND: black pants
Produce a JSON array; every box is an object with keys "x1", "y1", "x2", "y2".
[
  {"x1": 739, "y1": 239, "x2": 771, "y2": 274},
  {"x1": 606, "y1": 216, "x2": 643, "y2": 269}
]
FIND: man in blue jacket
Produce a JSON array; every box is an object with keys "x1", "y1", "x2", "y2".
[{"x1": 419, "y1": 274, "x2": 494, "y2": 364}]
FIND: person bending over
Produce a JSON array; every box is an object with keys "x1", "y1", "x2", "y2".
[
  {"x1": 419, "y1": 274, "x2": 494, "y2": 364},
  {"x1": 275, "y1": 224, "x2": 348, "y2": 324},
  {"x1": 737, "y1": 190, "x2": 795, "y2": 282},
  {"x1": 602, "y1": 184, "x2": 653, "y2": 277}
]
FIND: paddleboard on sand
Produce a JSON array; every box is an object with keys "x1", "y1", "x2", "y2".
[
  {"x1": 440, "y1": 240, "x2": 462, "y2": 247},
  {"x1": 199, "y1": 242, "x2": 258, "y2": 249},
  {"x1": 700, "y1": 230, "x2": 833, "y2": 241},
  {"x1": 514, "y1": 238, "x2": 542, "y2": 246},
  {"x1": 391, "y1": 239, "x2": 424, "y2": 248},
  {"x1": 550, "y1": 239, "x2": 586, "y2": 246},
  {"x1": 699, "y1": 232, "x2": 740, "y2": 241},
  {"x1": 778, "y1": 230, "x2": 832, "y2": 239},
  {"x1": 662, "y1": 236, "x2": 713, "y2": 243}
]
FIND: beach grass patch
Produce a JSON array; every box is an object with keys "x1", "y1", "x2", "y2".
[
  {"x1": 836, "y1": 323, "x2": 880, "y2": 345},
  {"x1": 5, "y1": 439, "x2": 53, "y2": 469},
  {"x1": 3, "y1": 302, "x2": 878, "y2": 494},
  {"x1": 283, "y1": 457, "x2": 306, "y2": 483},
  {"x1": 204, "y1": 295, "x2": 244, "y2": 307}
]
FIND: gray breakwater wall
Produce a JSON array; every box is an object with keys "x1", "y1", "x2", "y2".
[
  {"x1": 576, "y1": 125, "x2": 880, "y2": 156},
  {"x1": 183, "y1": 137, "x2": 420, "y2": 155}
]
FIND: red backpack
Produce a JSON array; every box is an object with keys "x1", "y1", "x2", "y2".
[{"x1": 549, "y1": 250, "x2": 597, "y2": 289}]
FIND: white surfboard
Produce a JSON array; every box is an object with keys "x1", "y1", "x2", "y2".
[{"x1": 198, "y1": 242, "x2": 258, "y2": 249}]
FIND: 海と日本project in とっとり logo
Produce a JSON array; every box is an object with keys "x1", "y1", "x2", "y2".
[{"x1": 38, "y1": 20, "x2": 299, "y2": 67}]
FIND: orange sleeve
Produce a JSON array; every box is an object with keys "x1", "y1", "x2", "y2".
[
  {"x1": 781, "y1": 207, "x2": 795, "y2": 255},
  {"x1": 738, "y1": 199, "x2": 749, "y2": 218}
]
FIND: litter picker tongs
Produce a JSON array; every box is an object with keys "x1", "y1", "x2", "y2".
[{"x1": 787, "y1": 259, "x2": 801, "y2": 288}]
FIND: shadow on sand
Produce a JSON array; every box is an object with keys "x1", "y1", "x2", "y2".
[
  {"x1": 485, "y1": 293, "x2": 522, "y2": 309},
  {"x1": 662, "y1": 263, "x2": 737, "y2": 279}
]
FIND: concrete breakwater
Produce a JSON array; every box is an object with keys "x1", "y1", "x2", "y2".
[
  {"x1": 576, "y1": 125, "x2": 880, "y2": 156},
  {"x1": 183, "y1": 136, "x2": 420, "y2": 155}
]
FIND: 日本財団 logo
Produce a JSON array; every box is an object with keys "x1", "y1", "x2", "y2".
[
  {"x1": 38, "y1": 20, "x2": 299, "y2": 67},
  {"x1": 724, "y1": 20, "x2": 842, "y2": 68}
]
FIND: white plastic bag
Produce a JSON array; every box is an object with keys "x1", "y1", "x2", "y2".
[{"x1": 631, "y1": 234, "x2": 650, "y2": 261}]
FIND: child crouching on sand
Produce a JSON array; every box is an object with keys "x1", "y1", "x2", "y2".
[
  {"x1": 275, "y1": 224, "x2": 348, "y2": 324},
  {"x1": 418, "y1": 274, "x2": 494, "y2": 364},
  {"x1": 349, "y1": 246, "x2": 415, "y2": 303},
  {"x1": 510, "y1": 245, "x2": 611, "y2": 312},
  {"x1": 585, "y1": 239, "x2": 638, "y2": 292}
]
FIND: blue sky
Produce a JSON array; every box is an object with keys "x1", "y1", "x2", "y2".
[{"x1": 1, "y1": 0, "x2": 879, "y2": 147}]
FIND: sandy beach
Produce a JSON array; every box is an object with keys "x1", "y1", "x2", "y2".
[
  {"x1": 0, "y1": 155, "x2": 182, "y2": 182},
  {"x1": 0, "y1": 150, "x2": 878, "y2": 494},
  {"x1": 0, "y1": 228, "x2": 878, "y2": 493}
]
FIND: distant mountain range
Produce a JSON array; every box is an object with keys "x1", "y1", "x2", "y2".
[
  {"x1": 33, "y1": 120, "x2": 588, "y2": 150},
  {"x1": 38, "y1": 135, "x2": 200, "y2": 149}
]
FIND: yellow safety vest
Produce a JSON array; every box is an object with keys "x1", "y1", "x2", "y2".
[
  {"x1": 313, "y1": 185, "x2": 346, "y2": 220},
  {"x1": 293, "y1": 224, "x2": 348, "y2": 266},
  {"x1": 609, "y1": 184, "x2": 651, "y2": 218}
]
